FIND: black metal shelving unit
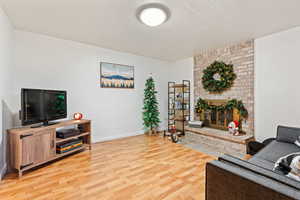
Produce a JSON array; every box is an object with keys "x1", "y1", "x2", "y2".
[{"x1": 168, "y1": 80, "x2": 191, "y2": 135}]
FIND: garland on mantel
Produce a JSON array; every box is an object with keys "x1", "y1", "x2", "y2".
[
  {"x1": 195, "y1": 98, "x2": 248, "y2": 119},
  {"x1": 202, "y1": 61, "x2": 236, "y2": 93}
]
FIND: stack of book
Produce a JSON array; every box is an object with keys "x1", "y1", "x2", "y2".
[{"x1": 56, "y1": 138, "x2": 83, "y2": 154}]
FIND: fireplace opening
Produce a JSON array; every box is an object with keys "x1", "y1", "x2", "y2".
[{"x1": 198, "y1": 99, "x2": 240, "y2": 131}]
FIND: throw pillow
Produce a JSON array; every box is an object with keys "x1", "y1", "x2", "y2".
[
  {"x1": 277, "y1": 126, "x2": 300, "y2": 144},
  {"x1": 295, "y1": 136, "x2": 300, "y2": 148},
  {"x1": 274, "y1": 153, "x2": 300, "y2": 182}
]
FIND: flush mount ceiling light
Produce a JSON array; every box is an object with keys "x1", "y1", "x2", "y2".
[{"x1": 137, "y1": 3, "x2": 171, "y2": 27}]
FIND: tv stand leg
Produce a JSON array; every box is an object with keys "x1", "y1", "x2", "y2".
[{"x1": 18, "y1": 170, "x2": 22, "y2": 178}]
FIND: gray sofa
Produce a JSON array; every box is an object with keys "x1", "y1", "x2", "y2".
[{"x1": 206, "y1": 126, "x2": 300, "y2": 200}]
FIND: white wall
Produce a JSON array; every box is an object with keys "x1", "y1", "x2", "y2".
[
  {"x1": 13, "y1": 31, "x2": 170, "y2": 142},
  {"x1": 0, "y1": 6, "x2": 13, "y2": 144},
  {"x1": 255, "y1": 27, "x2": 300, "y2": 142},
  {"x1": 0, "y1": 6, "x2": 14, "y2": 178},
  {"x1": 170, "y1": 57, "x2": 194, "y2": 120},
  {"x1": 13, "y1": 24, "x2": 300, "y2": 144}
]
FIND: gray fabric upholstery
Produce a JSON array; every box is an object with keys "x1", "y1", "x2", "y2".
[
  {"x1": 277, "y1": 125, "x2": 300, "y2": 144},
  {"x1": 206, "y1": 161, "x2": 300, "y2": 200},
  {"x1": 248, "y1": 156, "x2": 274, "y2": 170},
  {"x1": 255, "y1": 140, "x2": 300, "y2": 163},
  {"x1": 206, "y1": 125, "x2": 300, "y2": 200},
  {"x1": 220, "y1": 155, "x2": 300, "y2": 190}
]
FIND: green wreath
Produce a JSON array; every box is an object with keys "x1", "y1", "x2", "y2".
[{"x1": 202, "y1": 61, "x2": 236, "y2": 93}]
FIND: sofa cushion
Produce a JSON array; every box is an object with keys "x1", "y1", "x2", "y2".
[
  {"x1": 277, "y1": 125, "x2": 300, "y2": 144},
  {"x1": 254, "y1": 140, "x2": 300, "y2": 163}
]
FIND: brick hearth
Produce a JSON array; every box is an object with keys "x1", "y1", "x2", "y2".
[{"x1": 185, "y1": 126, "x2": 254, "y2": 156}]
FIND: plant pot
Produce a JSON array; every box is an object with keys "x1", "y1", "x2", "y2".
[{"x1": 146, "y1": 129, "x2": 157, "y2": 136}]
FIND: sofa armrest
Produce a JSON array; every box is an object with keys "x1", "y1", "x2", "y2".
[
  {"x1": 206, "y1": 160, "x2": 300, "y2": 200},
  {"x1": 219, "y1": 155, "x2": 300, "y2": 189},
  {"x1": 277, "y1": 125, "x2": 300, "y2": 144}
]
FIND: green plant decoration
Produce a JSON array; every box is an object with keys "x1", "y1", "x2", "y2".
[
  {"x1": 195, "y1": 98, "x2": 248, "y2": 119},
  {"x1": 202, "y1": 61, "x2": 236, "y2": 93},
  {"x1": 143, "y1": 77, "x2": 160, "y2": 133}
]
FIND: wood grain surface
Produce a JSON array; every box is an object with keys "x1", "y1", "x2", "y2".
[{"x1": 1, "y1": 135, "x2": 215, "y2": 200}]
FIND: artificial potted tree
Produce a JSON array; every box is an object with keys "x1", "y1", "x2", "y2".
[{"x1": 143, "y1": 76, "x2": 160, "y2": 135}]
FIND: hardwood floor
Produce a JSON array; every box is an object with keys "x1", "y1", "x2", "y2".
[{"x1": 0, "y1": 135, "x2": 215, "y2": 200}]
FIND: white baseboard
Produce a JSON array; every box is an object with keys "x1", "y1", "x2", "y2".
[
  {"x1": 94, "y1": 130, "x2": 145, "y2": 143},
  {"x1": 0, "y1": 163, "x2": 7, "y2": 181}
]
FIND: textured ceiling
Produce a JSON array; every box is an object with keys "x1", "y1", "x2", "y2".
[{"x1": 1, "y1": 0, "x2": 300, "y2": 61}]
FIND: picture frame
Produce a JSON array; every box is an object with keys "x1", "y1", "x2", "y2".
[{"x1": 100, "y1": 62, "x2": 134, "y2": 89}]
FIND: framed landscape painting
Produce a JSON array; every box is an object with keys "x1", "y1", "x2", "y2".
[{"x1": 100, "y1": 62, "x2": 134, "y2": 88}]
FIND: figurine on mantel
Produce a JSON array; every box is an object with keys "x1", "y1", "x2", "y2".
[{"x1": 228, "y1": 120, "x2": 240, "y2": 136}]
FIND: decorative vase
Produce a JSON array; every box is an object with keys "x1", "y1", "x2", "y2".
[{"x1": 73, "y1": 113, "x2": 83, "y2": 120}]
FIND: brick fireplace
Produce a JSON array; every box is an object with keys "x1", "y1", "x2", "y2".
[
  {"x1": 185, "y1": 40, "x2": 255, "y2": 156},
  {"x1": 194, "y1": 40, "x2": 254, "y2": 136}
]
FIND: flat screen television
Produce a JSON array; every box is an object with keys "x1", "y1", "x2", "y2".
[{"x1": 21, "y1": 89, "x2": 67, "y2": 126}]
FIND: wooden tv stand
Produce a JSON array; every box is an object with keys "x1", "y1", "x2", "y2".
[{"x1": 8, "y1": 119, "x2": 91, "y2": 177}]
